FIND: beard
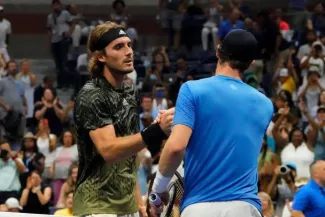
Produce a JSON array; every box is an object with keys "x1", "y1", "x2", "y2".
[{"x1": 105, "y1": 62, "x2": 133, "y2": 75}]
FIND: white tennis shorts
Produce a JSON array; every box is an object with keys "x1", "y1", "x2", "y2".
[{"x1": 181, "y1": 201, "x2": 262, "y2": 217}]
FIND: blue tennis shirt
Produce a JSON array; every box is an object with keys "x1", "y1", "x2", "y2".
[
  {"x1": 292, "y1": 179, "x2": 325, "y2": 217},
  {"x1": 172, "y1": 75, "x2": 274, "y2": 212}
]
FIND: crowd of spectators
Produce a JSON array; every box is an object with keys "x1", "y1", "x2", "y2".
[{"x1": 0, "y1": 0, "x2": 325, "y2": 216}]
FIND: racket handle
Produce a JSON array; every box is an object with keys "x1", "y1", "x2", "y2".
[{"x1": 149, "y1": 192, "x2": 162, "y2": 206}]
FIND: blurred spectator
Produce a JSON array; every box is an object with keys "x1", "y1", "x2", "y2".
[
  {"x1": 274, "y1": 8, "x2": 290, "y2": 31},
  {"x1": 258, "y1": 135, "x2": 279, "y2": 173},
  {"x1": 20, "y1": 170, "x2": 52, "y2": 214},
  {"x1": 152, "y1": 84, "x2": 171, "y2": 111},
  {"x1": 300, "y1": 43, "x2": 325, "y2": 82},
  {"x1": 50, "y1": 130, "x2": 78, "y2": 204},
  {"x1": 228, "y1": 0, "x2": 251, "y2": 20},
  {"x1": 19, "y1": 132, "x2": 45, "y2": 189},
  {"x1": 217, "y1": 8, "x2": 244, "y2": 42},
  {"x1": 16, "y1": 60, "x2": 37, "y2": 131},
  {"x1": 0, "y1": 141, "x2": 26, "y2": 204},
  {"x1": 4, "y1": 197, "x2": 22, "y2": 213},
  {"x1": 0, "y1": 6, "x2": 11, "y2": 62},
  {"x1": 245, "y1": 73, "x2": 265, "y2": 94},
  {"x1": 139, "y1": 94, "x2": 158, "y2": 131},
  {"x1": 273, "y1": 67, "x2": 297, "y2": 95},
  {"x1": 34, "y1": 89, "x2": 64, "y2": 137},
  {"x1": 35, "y1": 119, "x2": 57, "y2": 182},
  {"x1": 297, "y1": 30, "x2": 318, "y2": 60},
  {"x1": 201, "y1": 0, "x2": 223, "y2": 51},
  {"x1": 256, "y1": 11, "x2": 290, "y2": 83},
  {"x1": 144, "y1": 47, "x2": 170, "y2": 90},
  {"x1": 54, "y1": 191, "x2": 73, "y2": 216},
  {"x1": 56, "y1": 163, "x2": 78, "y2": 208},
  {"x1": 47, "y1": 0, "x2": 72, "y2": 89},
  {"x1": 281, "y1": 128, "x2": 314, "y2": 178},
  {"x1": 311, "y1": 90, "x2": 325, "y2": 117},
  {"x1": 308, "y1": 2, "x2": 325, "y2": 38},
  {"x1": 0, "y1": 60, "x2": 26, "y2": 141},
  {"x1": 291, "y1": 160, "x2": 325, "y2": 217},
  {"x1": 110, "y1": 0, "x2": 138, "y2": 47},
  {"x1": 34, "y1": 75, "x2": 57, "y2": 105},
  {"x1": 298, "y1": 66, "x2": 325, "y2": 126},
  {"x1": 137, "y1": 149, "x2": 152, "y2": 196},
  {"x1": 62, "y1": 98, "x2": 75, "y2": 127},
  {"x1": 159, "y1": 0, "x2": 187, "y2": 49},
  {"x1": 258, "y1": 192, "x2": 277, "y2": 217}
]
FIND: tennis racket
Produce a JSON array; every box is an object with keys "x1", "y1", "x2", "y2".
[{"x1": 146, "y1": 171, "x2": 184, "y2": 217}]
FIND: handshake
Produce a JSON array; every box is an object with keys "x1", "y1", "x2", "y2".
[
  {"x1": 141, "y1": 108, "x2": 175, "y2": 157},
  {"x1": 153, "y1": 108, "x2": 175, "y2": 136}
]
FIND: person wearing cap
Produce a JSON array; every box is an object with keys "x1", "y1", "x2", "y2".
[
  {"x1": 291, "y1": 160, "x2": 325, "y2": 217},
  {"x1": 0, "y1": 5, "x2": 11, "y2": 63},
  {"x1": 297, "y1": 30, "x2": 320, "y2": 60},
  {"x1": 274, "y1": 67, "x2": 296, "y2": 95},
  {"x1": 5, "y1": 197, "x2": 22, "y2": 212},
  {"x1": 150, "y1": 29, "x2": 274, "y2": 217},
  {"x1": 73, "y1": 22, "x2": 174, "y2": 217},
  {"x1": 300, "y1": 42, "x2": 325, "y2": 80},
  {"x1": 244, "y1": 73, "x2": 266, "y2": 94}
]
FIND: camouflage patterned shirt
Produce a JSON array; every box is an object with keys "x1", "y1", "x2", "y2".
[{"x1": 73, "y1": 76, "x2": 140, "y2": 216}]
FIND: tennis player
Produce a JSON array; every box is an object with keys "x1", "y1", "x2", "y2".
[
  {"x1": 73, "y1": 22, "x2": 174, "y2": 217},
  {"x1": 150, "y1": 29, "x2": 274, "y2": 217}
]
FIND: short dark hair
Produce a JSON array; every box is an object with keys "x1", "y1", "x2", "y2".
[
  {"x1": 5, "y1": 60, "x2": 17, "y2": 70},
  {"x1": 218, "y1": 48, "x2": 252, "y2": 73},
  {"x1": 113, "y1": 0, "x2": 125, "y2": 9}
]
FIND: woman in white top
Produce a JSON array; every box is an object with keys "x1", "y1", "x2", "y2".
[
  {"x1": 35, "y1": 119, "x2": 57, "y2": 182},
  {"x1": 16, "y1": 59, "x2": 36, "y2": 129},
  {"x1": 281, "y1": 128, "x2": 314, "y2": 178},
  {"x1": 50, "y1": 130, "x2": 78, "y2": 204}
]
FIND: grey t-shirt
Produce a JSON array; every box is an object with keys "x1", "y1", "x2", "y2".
[
  {"x1": 47, "y1": 10, "x2": 72, "y2": 43},
  {"x1": 0, "y1": 76, "x2": 25, "y2": 119}
]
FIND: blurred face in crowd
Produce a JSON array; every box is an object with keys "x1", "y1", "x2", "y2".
[
  {"x1": 115, "y1": 2, "x2": 125, "y2": 14},
  {"x1": 317, "y1": 109, "x2": 325, "y2": 121},
  {"x1": 63, "y1": 131, "x2": 73, "y2": 147},
  {"x1": 71, "y1": 167, "x2": 78, "y2": 183},
  {"x1": 44, "y1": 89, "x2": 54, "y2": 102},
  {"x1": 45, "y1": 78, "x2": 55, "y2": 89},
  {"x1": 38, "y1": 119, "x2": 49, "y2": 132},
  {"x1": 275, "y1": 96, "x2": 286, "y2": 109},
  {"x1": 66, "y1": 192, "x2": 73, "y2": 209},
  {"x1": 230, "y1": 8, "x2": 241, "y2": 22},
  {"x1": 99, "y1": 37, "x2": 134, "y2": 75},
  {"x1": 52, "y1": 2, "x2": 61, "y2": 12},
  {"x1": 24, "y1": 138, "x2": 36, "y2": 151},
  {"x1": 7, "y1": 61, "x2": 17, "y2": 76},
  {"x1": 306, "y1": 31, "x2": 317, "y2": 43},
  {"x1": 258, "y1": 193, "x2": 271, "y2": 212},
  {"x1": 69, "y1": 4, "x2": 78, "y2": 15},
  {"x1": 21, "y1": 60, "x2": 30, "y2": 74},
  {"x1": 30, "y1": 171, "x2": 42, "y2": 187},
  {"x1": 312, "y1": 161, "x2": 325, "y2": 187},
  {"x1": 308, "y1": 71, "x2": 320, "y2": 83},
  {"x1": 315, "y1": 3, "x2": 324, "y2": 14},
  {"x1": 177, "y1": 57, "x2": 187, "y2": 72},
  {"x1": 282, "y1": 169, "x2": 297, "y2": 184},
  {"x1": 291, "y1": 129, "x2": 304, "y2": 147},
  {"x1": 154, "y1": 54, "x2": 164, "y2": 72},
  {"x1": 141, "y1": 96, "x2": 153, "y2": 112},
  {"x1": 275, "y1": 8, "x2": 282, "y2": 19},
  {"x1": 313, "y1": 45, "x2": 323, "y2": 57}
]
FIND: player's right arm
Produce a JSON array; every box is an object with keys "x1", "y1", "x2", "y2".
[
  {"x1": 90, "y1": 112, "x2": 173, "y2": 164},
  {"x1": 291, "y1": 211, "x2": 305, "y2": 217},
  {"x1": 76, "y1": 96, "x2": 174, "y2": 164}
]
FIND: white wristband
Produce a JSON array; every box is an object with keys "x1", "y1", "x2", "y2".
[{"x1": 152, "y1": 170, "x2": 172, "y2": 193}]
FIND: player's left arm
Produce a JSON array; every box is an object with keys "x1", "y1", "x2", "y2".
[{"x1": 153, "y1": 83, "x2": 195, "y2": 193}]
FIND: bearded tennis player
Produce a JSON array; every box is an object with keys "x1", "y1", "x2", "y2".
[
  {"x1": 73, "y1": 22, "x2": 174, "y2": 217},
  {"x1": 150, "y1": 29, "x2": 274, "y2": 217}
]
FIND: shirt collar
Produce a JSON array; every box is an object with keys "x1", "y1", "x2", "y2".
[{"x1": 309, "y1": 179, "x2": 324, "y2": 191}]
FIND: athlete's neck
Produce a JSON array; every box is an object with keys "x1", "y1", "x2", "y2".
[
  {"x1": 214, "y1": 63, "x2": 242, "y2": 80},
  {"x1": 103, "y1": 67, "x2": 125, "y2": 89}
]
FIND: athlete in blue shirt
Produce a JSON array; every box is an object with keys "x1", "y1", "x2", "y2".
[{"x1": 150, "y1": 29, "x2": 274, "y2": 217}]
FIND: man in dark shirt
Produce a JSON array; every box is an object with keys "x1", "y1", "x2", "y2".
[
  {"x1": 34, "y1": 76, "x2": 57, "y2": 105},
  {"x1": 73, "y1": 22, "x2": 174, "y2": 217}
]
